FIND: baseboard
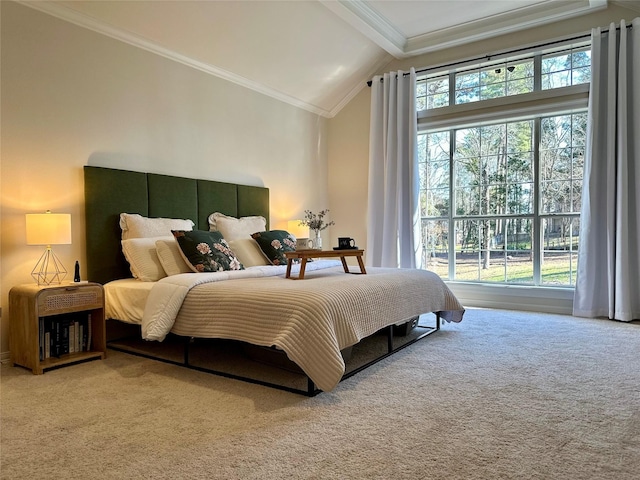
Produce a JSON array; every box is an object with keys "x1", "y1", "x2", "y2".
[
  {"x1": 1, "y1": 351, "x2": 11, "y2": 364},
  {"x1": 447, "y1": 282, "x2": 574, "y2": 315}
]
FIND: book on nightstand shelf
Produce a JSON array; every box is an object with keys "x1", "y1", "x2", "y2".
[{"x1": 38, "y1": 311, "x2": 94, "y2": 361}]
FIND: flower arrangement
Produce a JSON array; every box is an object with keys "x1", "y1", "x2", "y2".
[{"x1": 299, "y1": 209, "x2": 335, "y2": 233}]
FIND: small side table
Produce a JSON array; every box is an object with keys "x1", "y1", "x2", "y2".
[
  {"x1": 284, "y1": 249, "x2": 366, "y2": 280},
  {"x1": 9, "y1": 282, "x2": 106, "y2": 374}
]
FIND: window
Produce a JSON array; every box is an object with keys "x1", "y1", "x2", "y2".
[
  {"x1": 417, "y1": 42, "x2": 590, "y2": 287},
  {"x1": 541, "y1": 46, "x2": 591, "y2": 89},
  {"x1": 417, "y1": 75, "x2": 449, "y2": 110},
  {"x1": 454, "y1": 60, "x2": 534, "y2": 104},
  {"x1": 416, "y1": 45, "x2": 591, "y2": 110}
]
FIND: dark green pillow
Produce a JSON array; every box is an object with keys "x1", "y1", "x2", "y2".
[
  {"x1": 172, "y1": 230, "x2": 244, "y2": 272},
  {"x1": 250, "y1": 230, "x2": 296, "y2": 266}
]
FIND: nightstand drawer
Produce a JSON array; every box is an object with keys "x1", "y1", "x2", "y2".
[{"x1": 37, "y1": 284, "x2": 103, "y2": 315}]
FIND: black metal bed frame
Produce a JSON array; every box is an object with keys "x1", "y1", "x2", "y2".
[{"x1": 107, "y1": 313, "x2": 441, "y2": 396}]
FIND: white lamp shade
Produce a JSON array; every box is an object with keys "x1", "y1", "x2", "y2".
[
  {"x1": 287, "y1": 220, "x2": 308, "y2": 239},
  {"x1": 26, "y1": 212, "x2": 72, "y2": 245}
]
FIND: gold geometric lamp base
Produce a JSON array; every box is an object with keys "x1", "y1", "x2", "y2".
[{"x1": 31, "y1": 246, "x2": 68, "y2": 285}]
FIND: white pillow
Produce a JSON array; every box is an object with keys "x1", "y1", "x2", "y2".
[
  {"x1": 228, "y1": 238, "x2": 270, "y2": 267},
  {"x1": 208, "y1": 212, "x2": 266, "y2": 241},
  {"x1": 120, "y1": 213, "x2": 194, "y2": 240},
  {"x1": 156, "y1": 239, "x2": 193, "y2": 276},
  {"x1": 121, "y1": 236, "x2": 173, "y2": 281}
]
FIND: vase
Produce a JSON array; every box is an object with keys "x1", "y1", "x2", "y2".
[{"x1": 313, "y1": 231, "x2": 322, "y2": 250}]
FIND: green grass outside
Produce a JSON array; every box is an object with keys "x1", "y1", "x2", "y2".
[{"x1": 426, "y1": 252, "x2": 577, "y2": 286}]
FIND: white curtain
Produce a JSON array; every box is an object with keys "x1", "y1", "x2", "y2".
[
  {"x1": 366, "y1": 68, "x2": 421, "y2": 268},
  {"x1": 573, "y1": 19, "x2": 640, "y2": 321}
]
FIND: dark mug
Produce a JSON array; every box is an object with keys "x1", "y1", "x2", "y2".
[{"x1": 338, "y1": 237, "x2": 356, "y2": 249}]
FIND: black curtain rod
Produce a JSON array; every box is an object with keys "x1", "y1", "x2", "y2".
[{"x1": 367, "y1": 24, "x2": 632, "y2": 87}]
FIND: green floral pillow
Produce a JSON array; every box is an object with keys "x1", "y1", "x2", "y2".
[
  {"x1": 250, "y1": 230, "x2": 296, "y2": 266},
  {"x1": 172, "y1": 230, "x2": 244, "y2": 272}
]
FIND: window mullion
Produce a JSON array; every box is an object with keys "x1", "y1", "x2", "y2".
[
  {"x1": 448, "y1": 72, "x2": 455, "y2": 107},
  {"x1": 533, "y1": 117, "x2": 542, "y2": 285},
  {"x1": 534, "y1": 54, "x2": 542, "y2": 91},
  {"x1": 448, "y1": 128, "x2": 456, "y2": 280}
]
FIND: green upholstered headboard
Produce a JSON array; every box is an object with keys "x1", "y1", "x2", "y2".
[{"x1": 84, "y1": 166, "x2": 269, "y2": 285}]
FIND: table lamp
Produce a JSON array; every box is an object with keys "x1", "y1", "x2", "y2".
[{"x1": 26, "y1": 210, "x2": 72, "y2": 285}]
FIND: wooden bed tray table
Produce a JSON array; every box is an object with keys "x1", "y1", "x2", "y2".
[{"x1": 285, "y1": 249, "x2": 366, "y2": 279}]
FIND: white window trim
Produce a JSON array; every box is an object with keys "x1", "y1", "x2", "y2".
[
  {"x1": 417, "y1": 92, "x2": 589, "y2": 293},
  {"x1": 447, "y1": 282, "x2": 574, "y2": 315},
  {"x1": 415, "y1": 40, "x2": 591, "y2": 308},
  {"x1": 418, "y1": 83, "x2": 589, "y2": 131}
]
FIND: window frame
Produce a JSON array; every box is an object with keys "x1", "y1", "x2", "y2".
[
  {"x1": 416, "y1": 41, "x2": 590, "y2": 289},
  {"x1": 416, "y1": 40, "x2": 591, "y2": 115}
]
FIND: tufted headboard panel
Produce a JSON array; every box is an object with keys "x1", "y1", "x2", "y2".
[{"x1": 84, "y1": 166, "x2": 269, "y2": 285}]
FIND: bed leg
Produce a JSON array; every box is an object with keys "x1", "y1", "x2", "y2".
[
  {"x1": 184, "y1": 337, "x2": 193, "y2": 366},
  {"x1": 307, "y1": 377, "x2": 316, "y2": 396},
  {"x1": 387, "y1": 325, "x2": 394, "y2": 352}
]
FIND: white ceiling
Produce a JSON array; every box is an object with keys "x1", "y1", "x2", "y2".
[{"x1": 22, "y1": 0, "x2": 612, "y2": 117}]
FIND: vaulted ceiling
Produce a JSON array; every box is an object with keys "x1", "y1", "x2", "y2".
[{"x1": 21, "y1": 1, "x2": 623, "y2": 117}]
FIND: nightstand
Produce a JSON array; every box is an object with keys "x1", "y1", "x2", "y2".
[{"x1": 9, "y1": 282, "x2": 106, "y2": 374}]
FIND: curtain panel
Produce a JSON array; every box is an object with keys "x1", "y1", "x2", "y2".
[
  {"x1": 573, "y1": 18, "x2": 640, "y2": 321},
  {"x1": 366, "y1": 68, "x2": 421, "y2": 268}
]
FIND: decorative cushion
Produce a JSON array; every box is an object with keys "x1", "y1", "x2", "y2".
[
  {"x1": 208, "y1": 212, "x2": 266, "y2": 241},
  {"x1": 227, "y1": 238, "x2": 270, "y2": 267},
  {"x1": 155, "y1": 239, "x2": 193, "y2": 276},
  {"x1": 250, "y1": 230, "x2": 296, "y2": 266},
  {"x1": 121, "y1": 236, "x2": 173, "y2": 281},
  {"x1": 172, "y1": 230, "x2": 244, "y2": 272},
  {"x1": 120, "y1": 213, "x2": 194, "y2": 240}
]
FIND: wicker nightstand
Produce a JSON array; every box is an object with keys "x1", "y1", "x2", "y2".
[{"x1": 9, "y1": 282, "x2": 106, "y2": 374}]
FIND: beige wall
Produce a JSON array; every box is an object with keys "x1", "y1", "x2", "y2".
[
  {"x1": 0, "y1": 2, "x2": 329, "y2": 355},
  {"x1": 326, "y1": 87, "x2": 370, "y2": 253}
]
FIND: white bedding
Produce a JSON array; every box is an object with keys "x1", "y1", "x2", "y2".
[
  {"x1": 105, "y1": 279, "x2": 154, "y2": 324},
  {"x1": 105, "y1": 261, "x2": 342, "y2": 325},
  {"x1": 108, "y1": 261, "x2": 464, "y2": 391}
]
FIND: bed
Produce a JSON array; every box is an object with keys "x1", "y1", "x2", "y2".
[{"x1": 84, "y1": 166, "x2": 464, "y2": 395}]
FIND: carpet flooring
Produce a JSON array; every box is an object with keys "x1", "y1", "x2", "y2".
[{"x1": 1, "y1": 308, "x2": 639, "y2": 479}]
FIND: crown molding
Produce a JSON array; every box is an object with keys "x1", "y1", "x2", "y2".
[
  {"x1": 319, "y1": 0, "x2": 406, "y2": 57},
  {"x1": 405, "y1": 0, "x2": 608, "y2": 56},
  {"x1": 328, "y1": 53, "x2": 393, "y2": 118},
  {"x1": 325, "y1": 0, "x2": 608, "y2": 59},
  {"x1": 17, "y1": 1, "x2": 333, "y2": 118}
]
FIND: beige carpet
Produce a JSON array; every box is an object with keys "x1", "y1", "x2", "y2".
[{"x1": 1, "y1": 308, "x2": 639, "y2": 479}]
